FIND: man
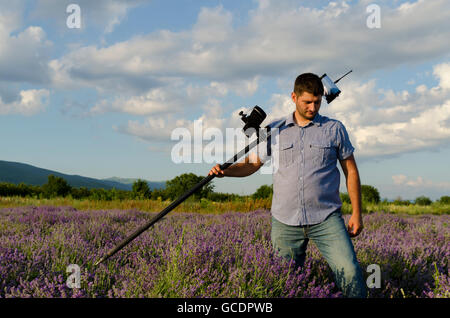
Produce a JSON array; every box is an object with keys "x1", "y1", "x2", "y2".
[{"x1": 208, "y1": 73, "x2": 367, "y2": 298}]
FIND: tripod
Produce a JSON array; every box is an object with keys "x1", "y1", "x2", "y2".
[{"x1": 94, "y1": 106, "x2": 282, "y2": 266}]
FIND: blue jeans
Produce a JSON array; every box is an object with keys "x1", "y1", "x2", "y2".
[{"x1": 271, "y1": 211, "x2": 367, "y2": 298}]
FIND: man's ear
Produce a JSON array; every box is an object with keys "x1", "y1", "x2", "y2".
[{"x1": 291, "y1": 92, "x2": 297, "y2": 103}]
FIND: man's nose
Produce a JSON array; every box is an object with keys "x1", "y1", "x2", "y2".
[{"x1": 308, "y1": 104, "x2": 317, "y2": 111}]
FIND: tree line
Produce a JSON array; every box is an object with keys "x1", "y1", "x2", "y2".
[
  {"x1": 0, "y1": 174, "x2": 448, "y2": 205},
  {"x1": 0, "y1": 174, "x2": 246, "y2": 202}
]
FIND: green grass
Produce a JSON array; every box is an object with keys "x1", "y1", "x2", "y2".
[
  {"x1": 1, "y1": 196, "x2": 449, "y2": 215},
  {"x1": 364, "y1": 202, "x2": 450, "y2": 215},
  {"x1": 0, "y1": 196, "x2": 271, "y2": 214}
]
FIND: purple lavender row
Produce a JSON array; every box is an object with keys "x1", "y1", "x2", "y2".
[{"x1": 0, "y1": 206, "x2": 448, "y2": 298}]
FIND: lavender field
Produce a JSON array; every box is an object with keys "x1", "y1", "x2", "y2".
[{"x1": 0, "y1": 206, "x2": 448, "y2": 298}]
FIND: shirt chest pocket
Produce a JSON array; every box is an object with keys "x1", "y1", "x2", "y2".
[
  {"x1": 309, "y1": 142, "x2": 337, "y2": 167},
  {"x1": 279, "y1": 142, "x2": 296, "y2": 167}
]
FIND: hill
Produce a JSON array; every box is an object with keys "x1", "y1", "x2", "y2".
[
  {"x1": 102, "y1": 177, "x2": 165, "y2": 190},
  {"x1": 0, "y1": 160, "x2": 165, "y2": 191}
]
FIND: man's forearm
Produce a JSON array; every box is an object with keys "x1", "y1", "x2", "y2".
[
  {"x1": 340, "y1": 155, "x2": 364, "y2": 237},
  {"x1": 209, "y1": 154, "x2": 262, "y2": 178},
  {"x1": 223, "y1": 161, "x2": 260, "y2": 177},
  {"x1": 222, "y1": 154, "x2": 262, "y2": 177},
  {"x1": 346, "y1": 168, "x2": 362, "y2": 215}
]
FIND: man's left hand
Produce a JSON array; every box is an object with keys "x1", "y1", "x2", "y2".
[{"x1": 347, "y1": 214, "x2": 363, "y2": 237}]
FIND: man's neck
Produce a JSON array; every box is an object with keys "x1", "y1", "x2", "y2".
[{"x1": 293, "y1": 111, "x2": 313, "y2": 127}]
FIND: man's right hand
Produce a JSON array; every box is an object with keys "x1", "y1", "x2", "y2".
[{"x1": 209, "y1": 164, "x2": 225, "y2": 178}]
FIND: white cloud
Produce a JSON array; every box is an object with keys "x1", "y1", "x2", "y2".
[
  {"x1": 32, "y1": 0, "x2": 146, "y2": 34},
  {"x1": 0, "y1": 89, "x2": 50, "y2": 115},
  {"x1": 392, "y1": 174, "x2": 450, "y2": 189},
  {"x1": 192, "y1": 6, "x2": 233, "y2": 44},
  {"x1": 91, "y1": 87, "x2": 186, "y2": 116},
  {"x1": 0, "y1": 5, "x2": 53, "y2": 117},
  {"x1": 44, "y1": 0, "x2": 450, "y2": 126},
  {"x1": 117, "y1": 59, "x2": 450, "y2": 165},
  {"x1": 388, "y1": 174, "x2": 450, "y2": 200},
  {"x1": 209, "y1": 77, "x2": 260, "y2": 97},
  {"x1": 116, "y1": 98, "x2": 261, "y2": 165},
  {"x1": 85, "y1": 76, "x2": 260, "y2": 117},
  {"x1": 118, "y1": 99, "x2": 229, "y2": 142},
  {"x1": 433, "y1": 62, "x2": 450, "y2": 91},
  {"x1": 0, "y1": 2, "x2": 23, "y2": 33},
  {"x1": 10, "y1": 0, "x2": 446, "y2": 160},
  {"x1": 0, "y1": 13, "x2": 52, "y2": 84},
  {"x1": 50, "y1": 0, "x2": 450, "y2": 94},
  {"x1": 260, "y1": 61, "x2": 450, "y2": 160},
  {"x1": 329, "y1": 62, "x2": 450, "y2": 159},
  {"x1": 0, "y1": 2, "x2": 52, "y2": 116}
]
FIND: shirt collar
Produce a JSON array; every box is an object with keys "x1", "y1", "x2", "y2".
[{"x1": 286, "y1": 111, "x2": 322, "y2": 127}]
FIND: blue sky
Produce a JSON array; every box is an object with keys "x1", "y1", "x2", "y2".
[{"x1": 1, "y1": 0, "x2": 450, "y2": 200}]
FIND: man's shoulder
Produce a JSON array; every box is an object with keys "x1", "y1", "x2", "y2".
[
  {"x1": 265, "y1": 115, "x2": 288, "y2": 129},
  {"x1": 319, "y1": 115, "x2": 346, "y2": 130}
]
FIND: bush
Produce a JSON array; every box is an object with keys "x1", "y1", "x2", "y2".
[
  {"x1": 252, "y1": 185, "x2": 273, "y2": 200},
  {"x1": 361, "y1": 185, "x2": 380, "y2": 203},
  {"x1": 151, "y1": 188, "x2": 169, "y2": 201},
  {"x1": 340, "y1": 193, "x2": 351, "y2": 204},
  {"x1": 165, "y1": 173, "x2": 214, "y2": 200},
  {"x1": 89, "y1": 188, "x2": 112, "y2": 201},
  {"x1": 415, "y1": 196, "x2": 433, "y2": 206},
  {"x1": 132, "y1": 179, "x2": 151, "y2": 199},
  {"x1": 42, "y1": 175, "x2": 72, "y2": 198},
  {"x1": 200, "y1": 198, "x2": 211, "y2": 209},
  {"x1": 439, "y1": 196, "x2": 450, "y2": 204},
  {"x1": 207, "y1": 192, "x2": 243, "y2": 202},
  {"x1": 70, "y1": 187, "x2": 91, "y2": 199},
  {"x1": 0, "y1": 182, "x2": 41, "y2": 197},
  {"x1": 392, "y1": 197, "x2": 411, "y2": 206}
]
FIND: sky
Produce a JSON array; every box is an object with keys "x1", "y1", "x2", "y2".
[{"x1": 1, "y1": 0, "x2": 449, "y2": 201}]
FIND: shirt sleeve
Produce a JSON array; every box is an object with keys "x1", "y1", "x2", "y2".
[{"x1": 336, "y1": 122, "x2": 355, "y2": 160}]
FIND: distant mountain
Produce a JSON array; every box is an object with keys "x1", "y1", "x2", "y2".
[
  {"x1": 102, "y1": 177, "x2": 166, "y2": 190},
  {"x1": 0, "y1": 160, "x2": 165, "y2": 191}
]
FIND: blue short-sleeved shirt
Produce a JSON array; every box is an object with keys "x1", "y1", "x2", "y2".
[{"x1": 256, "y1": 111, "x2": 355, "y2": 226}]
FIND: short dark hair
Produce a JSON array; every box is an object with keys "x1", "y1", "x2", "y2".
[{"x1": 294, "y1": 73, "x2": 324, "y2": 96}]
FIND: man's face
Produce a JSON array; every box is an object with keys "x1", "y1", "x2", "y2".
[{"x1": 291, "y1": 91, "x2": 322, "y2": 121}]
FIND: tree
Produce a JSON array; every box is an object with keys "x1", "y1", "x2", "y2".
[
  {"x1": 252, "y1": 184, "x2": 273, "y2": 199},
  {"x1": 150, "y1": 188, "x2": 168, "y2": 201},
  {"x1": 340, "y1": 192, "x2": 351, "y2": 204},
  {"x1": 165, "y1": 173, "x2": 214, "y2": 200},
  {"x1": 42, "y1": 175, "x2": 72, "y2": 198},
  {"x1": 207, "y1": 192, "x2": 243, "y2": 202},
  {"x1": 90, "y1": 188, "x2": 111, "y2": 201},
  {"x1": 393, "y1": 196, "x2": 411, "y2": 206},
  {"x1": 132, "y1": 179, "x2": 151, "y2": 199},
  {"x1": 361, "y1": 185, "x2": 380, "y2": 203},
  {"x1": 70, "y1": 187, "x2": 91, "y2": 199},
  {"x1": 439, "y1": 196, "x2": 450, "y2": 204},
  {"x1": 415, "y1": 196, "x2": 432, "y2": 206}
]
